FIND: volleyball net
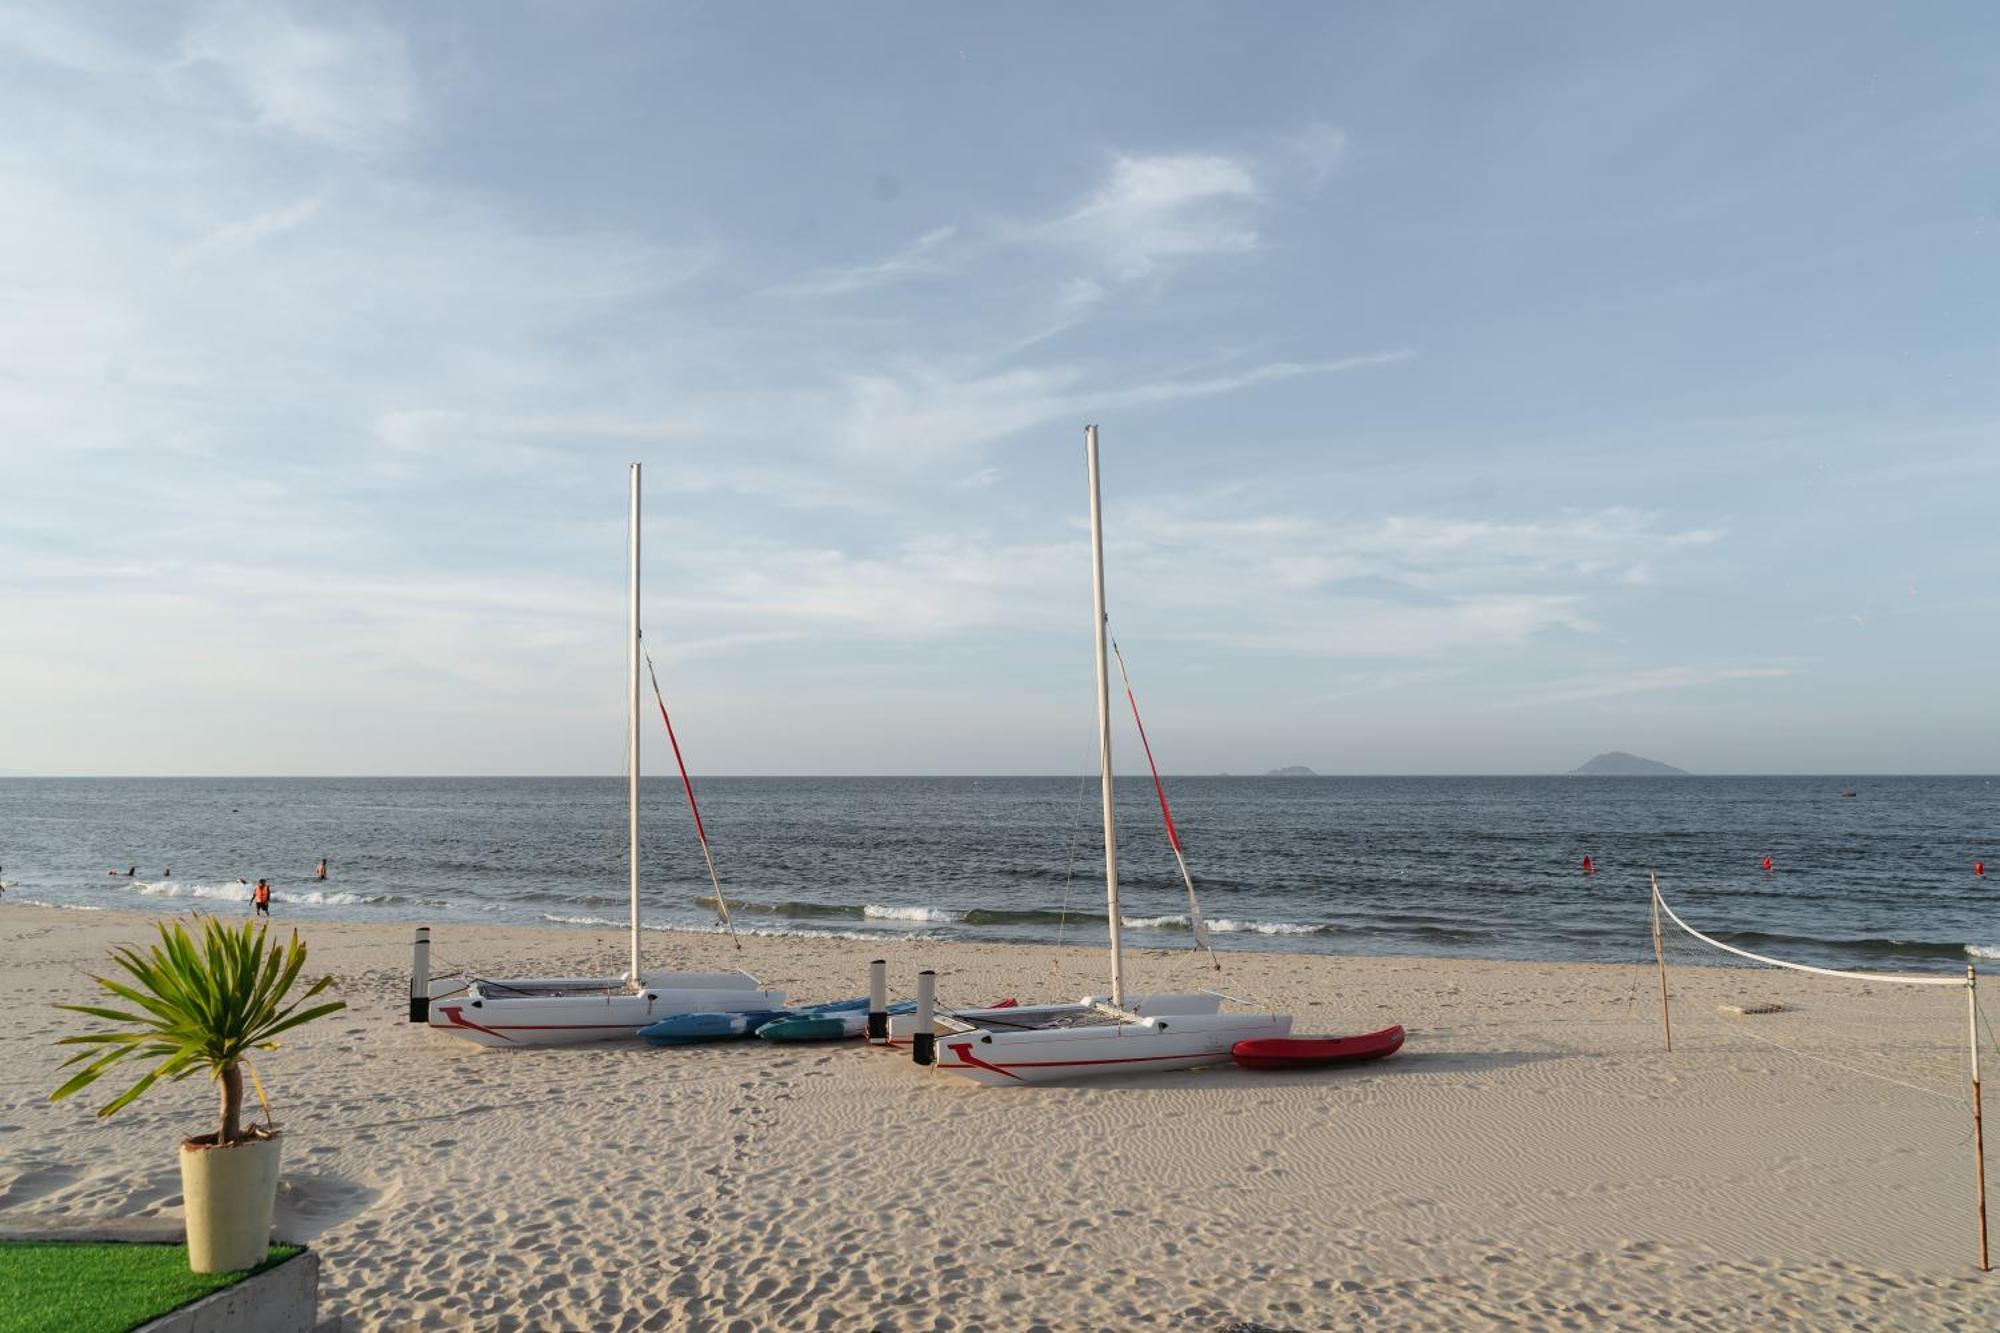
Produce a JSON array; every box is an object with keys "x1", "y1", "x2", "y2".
[{"x1": 1647, "y1": 871, "x2": 1990, "y2": 1271}]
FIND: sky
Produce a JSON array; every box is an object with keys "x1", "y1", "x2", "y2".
[{"x1": 2, "y1": 3, "x2": 1996, "y2": 777}]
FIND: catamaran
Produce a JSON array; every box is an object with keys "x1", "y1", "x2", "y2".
[
  {"x1": 902, "y1": 426, "x2": 1293, "y2": 1085},
  {"x1": 417, "y1": 464, "x2": 784, "y2": 1047}
]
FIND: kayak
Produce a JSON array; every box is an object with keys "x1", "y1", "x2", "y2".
[
  {"x1": 641, "y1": 995, "x2": 877, "y2": 1046},
  {"x1": 640, "y1": 1009, "x2": 792, "y2": 1046},
  {"x1": 757, "y1": 1001, "x2": 915, "y2": 1044},
  {"x1": 1231, "y1": 1025, "x2": 1405, "y2": 1070}
]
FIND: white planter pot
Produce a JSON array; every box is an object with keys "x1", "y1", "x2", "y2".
[{"x1": 179, "y1": 1131, "x2": 281, "y2": 1273}]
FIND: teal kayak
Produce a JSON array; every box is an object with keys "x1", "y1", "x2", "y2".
[
  {"x1": 641, "y1": 1009, "x2": 791, "y2": 1046},
  {"x1": 757, "y1": 1000, "x2": 914, "y2": 1043}
]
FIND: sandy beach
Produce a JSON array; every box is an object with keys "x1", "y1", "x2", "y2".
[{"x1": 3, "y1": 904, "x2": 1995, "y2": 1330}]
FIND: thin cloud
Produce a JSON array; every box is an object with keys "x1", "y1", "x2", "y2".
[
  {"x1": 1512, "y1": 664, "x2": 1798, "y2": 706},
  {"x1": 832, "y1": 349, "x2": 1410, "y2": 460},
  {"x1": 1280, "y1": 122, "x2": 1349, "y2": 186},
  {"x1": 1048, "y1": 152, "x2": 1261, "y2": 279},
  {"x1": 178, "y1": 3, "x2": 418, "y2": 152},
  {"x1": 178, "y1": 194, "x2": 325, "y2": 264},
  {"x1": 775, "y1": 140, "x2": 1315, "y2": 303},
  {"x1": 0, "y1": 4, "x2": 130, "y2": 73},
  {"x1": 770, "y1": 225, "x2": 961, "y2": 297}
]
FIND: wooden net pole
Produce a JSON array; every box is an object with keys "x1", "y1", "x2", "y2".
[
  {"x1": 1969, "y1": 963, "x2": 1989, "y2": 1272},
  {"x1": 1650, "y1": 871, "x2": 1673, "y2": 1052}
]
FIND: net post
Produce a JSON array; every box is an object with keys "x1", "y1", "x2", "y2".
[
  {"x1": 1650, "y1": 871, "x2": 1673, "y2": 1052},
  {"x1": 1970, "y1": 963, "x2": 1989, "y2": 1272}
]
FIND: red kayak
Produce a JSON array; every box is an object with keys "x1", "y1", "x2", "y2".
[{"x1": 1231, "y1": 1025, "x2": 1405, "y2": 1070}]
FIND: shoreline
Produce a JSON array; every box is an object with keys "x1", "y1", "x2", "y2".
[
  {"x1": 7, "y1": 891, "x2": 1993, "y2": 978},
  {"x1": 4, "y1": 906, "x2": 1995, "y2": 1328}
]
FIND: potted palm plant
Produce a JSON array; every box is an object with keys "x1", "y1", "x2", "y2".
[{"x1": 51, "y1": 916, "x2": 346, "y2": 1273}]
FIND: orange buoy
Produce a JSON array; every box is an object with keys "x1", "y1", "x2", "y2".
[{"x1": 1761, "y1": 856, "x2": 1774, "y2": 873}]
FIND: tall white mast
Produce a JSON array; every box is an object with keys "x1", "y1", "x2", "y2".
[
  {"x1": 1085, "y1": 426, "x2": 1125, "y2": 1009},
  {"x1": 627, "y1": 462, "x2": 643, "y2": 984}
]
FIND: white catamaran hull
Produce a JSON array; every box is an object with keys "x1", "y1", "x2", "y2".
[
  {"x1": 429, "y1": 975, "x2": 783, "y2": 1047},
  {"x1": 935, "y1": 1010, "x2": 1294, "y2": 1086},
  {"x1": 883, "y1": 992, "x2": 1224, "y2": 1046}
]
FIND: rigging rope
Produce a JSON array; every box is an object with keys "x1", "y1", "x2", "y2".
[
  {"x1": 1109, "y1": 635, "x2": 1217, "y2": 969},
  {"x1": 1653, "y1": 880, "x2": 1967, "y2": 988},
  {"x1": 1051, "y1": 760, "x2": 1093, "y2": 965},
  {"x1": 643, "y1": 644, "x2": 739, "y2": 949}
]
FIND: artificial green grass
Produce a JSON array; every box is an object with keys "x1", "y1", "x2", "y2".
[{"x1": 0, "y1": 1242, "x2": 301, "y2": 1333}]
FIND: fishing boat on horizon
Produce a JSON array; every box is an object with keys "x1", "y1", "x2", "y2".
[{"x1": 413, "y1": 463, "x2": 784, "y2": 1047}]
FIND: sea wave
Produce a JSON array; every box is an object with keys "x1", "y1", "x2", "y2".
[
  {"x1": 697, "y1": 896, "x2": 866, "y2": 920},
  {"x1": 540, "y1": 912, "x2": 940, "y2": 944},
  {"x1": 1710, "y1": 926, "x2": 1978, "y2": 965},
  {"x1": 863, "y1": 904, "x2": 962, "y2": 923},
  {"x1": 132, "y1": 881, "x2": 385, "y2": 907},
  {"x1": 15, "y1": 898, "x2": 105, "y2": 912},
  {"x1": 1121, "y1": 913, "x2": 1330, "y2": 936},
  {"x1": 1216, "y1": 919, "x2": 1331, "y2": 936},
  {"x1": 1967, "y1": 944, "x2": 2000, "y2": 960},
  {"x1": 686, "y1": 922, "x2": 943, "y2": 944},
  {"x1": 540, "y1": 913, "x2": 623, "y2": 929}
]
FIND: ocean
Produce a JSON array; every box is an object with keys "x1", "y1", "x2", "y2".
[{"x1": 0, "y1": 776, "x2": 1993, "y2": 973}]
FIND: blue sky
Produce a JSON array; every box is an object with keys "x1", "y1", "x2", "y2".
[{"x1": 2, "y1": 3, "x2": 1995, "y2": 776}]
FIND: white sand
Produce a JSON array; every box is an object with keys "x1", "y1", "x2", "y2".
[{"x1": 3, "y1": 905, "x2": 1996, "y2": 1330}]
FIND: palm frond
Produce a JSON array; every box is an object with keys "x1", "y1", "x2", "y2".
[{"x1": 47, "y1": 916, "x2": 347, "y2": 1135}]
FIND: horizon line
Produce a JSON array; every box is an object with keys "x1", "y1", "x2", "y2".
[{"x1": 3, "y1": 772, "x2": 1994, "y2": 781}]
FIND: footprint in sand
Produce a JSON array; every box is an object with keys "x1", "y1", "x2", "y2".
[
  {"x1": 0, "y1": 1162, "x2": 81, "y2": 1209},
  {"x1": 273, "y1": 1171, "x2": 382, "y2": 1240}
]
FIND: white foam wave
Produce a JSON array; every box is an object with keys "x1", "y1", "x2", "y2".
[
  {"x1": 1121, "y1": 913, "x2": 1329, "y2": 936},
  {"x1": 864, "y1": 904, "x2": 962, "y2": 923},
  {"x1": 540, "y1": 912, "x2": 941, "y2": 944},
  {"x1": 1218, "y1": 919, "x2": 1329, "y2": 936},
  {"x1": 695, "y1": 923, "x2": 927, "y2": 943},
  {"x1": 1967, "y1": 944, "x2": 2000, "y2": 960},
  {"x1": 541, "y1": 913, "x2": 622, "y2": 929},
  {"x1": 133, "y1": 881, "x2": 380, "y2": 907},
  {"x1": 15, "y1": 898, "x2": 105, "y2": 912}
]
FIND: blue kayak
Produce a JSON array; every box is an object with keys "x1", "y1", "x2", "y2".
[
  {"x1": 640, "y1": 995, "x2": 880, "y2": 1046},
  {"x1": 640, "y1": 1009, "x2": 792, "y2": 1046},
  {"x1": 757, "y1": 1001, "x2": 914, "y2": 1043}
]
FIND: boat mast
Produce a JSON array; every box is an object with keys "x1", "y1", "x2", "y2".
[
  {"x1": 1085, "y1": 426, "x2": 1125, "y2": 1009},
  {"x1": 627, "y1": 462, "x2": 643, "y2": 984}
]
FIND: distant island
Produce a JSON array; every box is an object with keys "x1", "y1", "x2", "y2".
[
  {"x1": 1264, "y1": 765, "x2": 1319, "y2": 777},
  {"x1": 1570, "y1": 751, "x2": 1688, "y2": 777}
]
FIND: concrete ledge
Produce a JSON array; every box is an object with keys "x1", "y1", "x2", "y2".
[
  {"x1": 0, "y1": 1219, "x2": 185, "y2": 1244},
  {"x1": 133, "y1": 1248, "x2": 319, "y2": 1333}
]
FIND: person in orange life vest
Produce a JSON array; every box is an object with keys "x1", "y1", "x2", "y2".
[{"x1": 253, "y1": 879, "x2": 272, "y2": 916}]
